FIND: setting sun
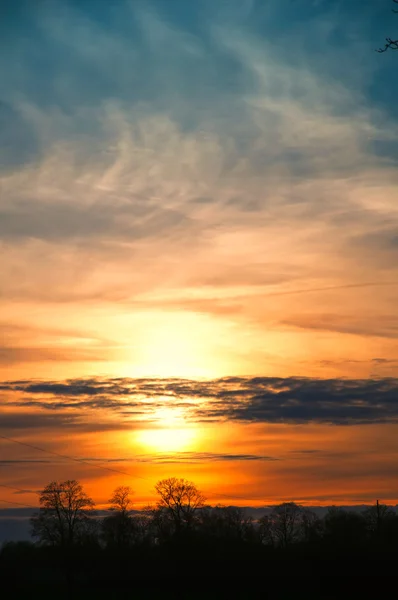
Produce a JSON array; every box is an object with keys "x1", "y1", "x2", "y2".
[
  {"x1": 133, "y1": 403, "x2": 199, "y2": 453},
  {"x1": 135, "y1": 427, "x2": 198, "y2": 453}
]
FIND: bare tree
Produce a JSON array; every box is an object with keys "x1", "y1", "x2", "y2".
[
  {"x1": 146, "y1": 503, "x2": 174, "y2": 543},
  {"x1": 362, "y1": 500, "x2": 396, "y2": 536},
  {"x1": 109, "y1": 486, "x2": 134, "y2": 516},
  {"x1": 300, "y1": 508, "x2": 323, "y2": 543},
  {"x1": 324, "y1": 506, "x2": 367, "y2": 547},
  {"x1": 154, "y1": 477, "x2": 206, "y2": 534},
  {"x1": 258, "y1": 513, "x2": 274, "y2": 547},
  {"x1": 102, "y1": 485, "x2": 134, "y2": 549},
  {"x1": 258, "y1": 502, "x2": 303, "y2": 548},
  {"x1": 377, "y1": 0, "x2": 398, "y2": 52},
  {"x1": 130, "y1": 514, "x2": 154, "y2": 546},
  {"x1": 30, "y1": 480, "x2": 95, "y2": 547},
  {"x1": 200, "y1": 505, "x2": 255, "y2": 542}
]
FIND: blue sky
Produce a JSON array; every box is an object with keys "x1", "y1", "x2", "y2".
[{"x1": 2, "y1": 0, "x2": 398, "y2": 170}]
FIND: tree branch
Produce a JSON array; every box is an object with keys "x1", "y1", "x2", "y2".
[{"x1": 377, "y1": 37, "x2": 398, "y2": 53}]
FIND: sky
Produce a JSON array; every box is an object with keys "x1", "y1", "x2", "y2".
[{"x1": 1, "y1": 0, "x2": 398, "y2": 512}]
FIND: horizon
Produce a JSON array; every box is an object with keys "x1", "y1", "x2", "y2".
[
  {"x1": 2, "y1": 502, "x2": 398, "y2": 545},
  {"x1": 1, "y1": 0, "x2": 398, "y2": 517}
]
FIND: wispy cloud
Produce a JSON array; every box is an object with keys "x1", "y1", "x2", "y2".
[
  {"x1": 1, "y1": 0, "x2": 397, "y2": 379},
  {"x1": 76, "y1": 452, "x2": 279, "y2": 464}
]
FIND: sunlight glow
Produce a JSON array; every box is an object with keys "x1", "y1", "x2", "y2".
[
  {"x1": 120, "y1": 311, "x2": 229, "y2": 378},
  {"x1": 135, "y1": 427, "x2": 197, "y2": 453}
]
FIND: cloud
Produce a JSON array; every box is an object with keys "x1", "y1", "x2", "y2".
[
  {"x1": 0, "y1": 322, "x2": 118, "y2": 366},
  {"x1": 1, "y1": 0, "x2": 397, "y2": 300},
  {"x1": 0, "y1": 346, "x2": 109, "y2": 365},
  {"x1": 0, "y1": 410, "x2": 134, "y2": 433},
  {"x1": 77, "y1": 452, "x2": 279, "y2": 464},
  {"x1": 2, "y1": 376, "x2": 398, "y2": 427},
  {"x1": 0, "y1": 460, "x2": 50, "y2": 466},
  {"x1": 0, "y1": 0, "x2": 397, "y2": 382},
  {"x1": 282, "y1": 313, "x2": 398, "y2": 339}
]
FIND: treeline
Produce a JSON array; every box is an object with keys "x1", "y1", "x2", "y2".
[{"x1": 1, "y1": 477, "x2": 398, "y2": 596}]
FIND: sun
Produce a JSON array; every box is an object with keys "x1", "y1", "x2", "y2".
[
  {"x1": 134, "y1": 406, "x2": 198, "y2": 453},
  {"x1": 136, "y1": 427, "x2": 197, "y2": 453}
]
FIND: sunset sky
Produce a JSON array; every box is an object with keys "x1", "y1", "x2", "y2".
[{"x1": 1, "y1": 0, "x2": 398, "y2": 511}]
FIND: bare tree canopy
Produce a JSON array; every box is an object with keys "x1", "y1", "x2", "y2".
[
  {"x1": 362, "y1": 501, "x2": 396, "y2": 533},
  {"x1": 200, "y1": 505, "x2": 255, "y2": 542},
  {"x1": 101, "y1": 485, "x2": 136, "y2": 549},
  {"x1": 258, "y1": 502, "x2": 320, "y2": 548},
  {"x1": 30, "y1": 480, "x2": 95, "y2": 547},
  {"x1": 109, "y1": 486, "x2": 134, "y2": 516},
  {"x1": 154, "y1": 477, "x2": 206, "y2": 532},
  {"x1": 377, "y1": 0, "x2": 398, "y2": 52}
]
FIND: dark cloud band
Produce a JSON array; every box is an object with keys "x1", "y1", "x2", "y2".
[{"x1": 2, "y1": 376, "x2": 398, "y2": 426}]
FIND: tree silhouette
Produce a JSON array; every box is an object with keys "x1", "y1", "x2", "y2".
[
  {"x1": 259, "y1": 502, "x2": 304, "y2": 548},
  {"x1": 30, "y1": 480, "x2": 96, "y2": 548},
  {"x1": 199, "y1": 505, "x2": 255, "y2": 543},
  {"x1": 153, "y1": 477, "x2": 205, "y2": 536},
  {"x1": 300, "y1": 507, "x2": 323, "y2": 543},
  {"x1": 109, "y1": 485, "x2": 133, "y2": 516},
  {"x1": 130, "y1": 513, "x2": 154, "y2": 546},
  {"x1": 362, "y1": 500, "x2": 398, "y2": 545},
  {"x1": 3, "y1": 478, "x2": 398, "y2": 592},
  {"x1": 324, "y1": 506, "x2": 367, "y2": 548},
  {"x1": 101, "y1": 486, "x2": 135, "y2": 549},
  {"x1": 377, "y1": 0, "x2": 398, "y2": 52}
]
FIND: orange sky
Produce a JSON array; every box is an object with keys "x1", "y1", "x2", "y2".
[
  {"x1": 2, "y1": 379, "x2": 398, "y2": 509},
  {"x1": 1, "y1": 0, "x2": 398, "y2": 511}
]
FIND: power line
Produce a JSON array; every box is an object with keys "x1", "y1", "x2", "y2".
[
  {"x1": 0, "y1": 434, "x2": 267, "y2": 504},
  {"x1": 259, "y1": 280, "x2": 398, "y2": 299},
  {"x1": 0, "y1": 483, "x2": 36, "y2": 494},
  {"x1": 0, "y1": 434, "x2": 148, "y2": 481},
  {"x1": 0, "y1": 498, "x2": 38, "y2": 509}
]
